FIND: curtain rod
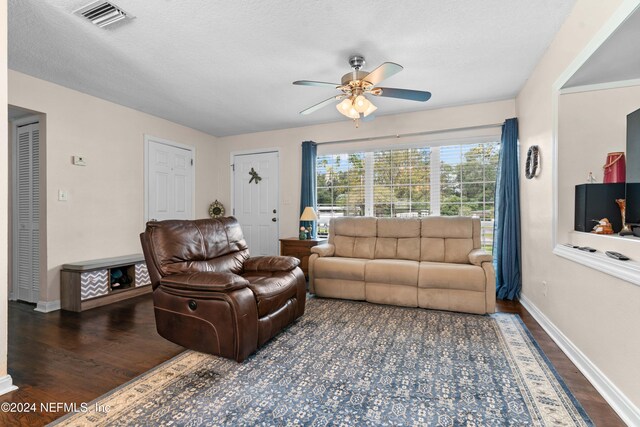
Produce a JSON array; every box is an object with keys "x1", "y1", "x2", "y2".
[{"x1": 317, "y1": 123, "x2": 504, "y2": 145}]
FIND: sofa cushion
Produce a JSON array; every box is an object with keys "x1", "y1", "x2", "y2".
[
  {"x1": 375, "y1": 236, "x2": 421, "y2": 260},
  {"x1": 243, "y1": 271, "x2": 298, "y2": 317},
  {"x1": 421, "y1": 217, "x2": 474, "y2": 238},
  {"x1": 334, "y1": 236, "x2": 376, "y2": 259},
  {"x1": 333, "y1": 217, "x2": 377, "y2": 237},
  {"x1": 377, "y1": 218, "x2": 421, "y2": 237},
  {"x1": 160, "y1": 272, "x2": 249, "y2": 292},
  {"x1": 332, "y1": 217, "x2": 378, "y2": 259},
  {"x1": 444, "y1": 239, "x2": 474, "y2": 264},
  {"x1": 146, "y1": 217, "x2": 249, "y2": 276},
  {"x1": 313, "y1": 257, "x2": 367, "y2": 281},
  {"x1": 420, "y1": 217, "x2": 477, "y2": 264},
  {"x1": 420, "y1": 238, "x2": 445, "y2": 262},
  {"x1": 418, "y1": 262, "x2": 486, "y2": 292},
  {"x1": 365, "y1": 259, "x2": 419, "y2": 286},
  {"x1": 374, "y1": 218, "x2": 421, "y2": 261}
]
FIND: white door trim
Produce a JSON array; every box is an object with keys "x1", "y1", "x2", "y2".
[
  {"x1": 229, "y1": 147, "x2": 280, "y2": 218},
  {"x1": 11, "y1": 115, "x2": 41, "y2": 303},
  {"x1": 144, "y1": 135, "x2": 196, "y2": 223}
]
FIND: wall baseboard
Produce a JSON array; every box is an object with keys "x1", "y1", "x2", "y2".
[
  {"x1": 520, "y1": 295, "x2": 640, "y2": 427},
  {"x1": 0, "y1": 375, "x2": 18, "y2": 396},
  {"x1": 35, "y1": 300, "x2": 61, "y2": 313}
]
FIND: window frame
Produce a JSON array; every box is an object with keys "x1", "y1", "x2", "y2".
[{"x1": 316, "y1": 136, "x2": 501, "y2": 251}]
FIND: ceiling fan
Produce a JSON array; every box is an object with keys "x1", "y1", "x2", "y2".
[{"x1": 293, "y1": 55, "x2": 432, "y2": 123}]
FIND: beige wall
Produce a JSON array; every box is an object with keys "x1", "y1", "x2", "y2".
[
  {"x1": 517, "y1": 0, "x2": 640, "y2": 413},
  {"x1": 0, "y1": 0, "x2": 8, "y2": 378},
  {"x1": 8, "y1": 71, "x2": 218, "y2": 303},
  {"x1": 558, "y1": 85, "x2": 640, "y2": 257},
  {"x1": 215, "y1": 99, "x2": 515, "y2": 239}
]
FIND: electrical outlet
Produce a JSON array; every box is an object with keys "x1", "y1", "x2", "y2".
[
  {"x1": 58, "y1": 190, "x2": 68, "y2": 201},
  {"x1": 542, "y1": 280, "x2": 548, "y2": 297}
]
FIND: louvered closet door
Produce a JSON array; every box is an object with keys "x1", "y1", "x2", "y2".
[{"x1": 16, "y1": 123, "x2": 40, "y2": 303}]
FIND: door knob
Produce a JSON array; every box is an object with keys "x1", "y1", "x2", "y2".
[
  {"x1": 273, "y1": 209, "x2": 277, "y2": 214},
  {"x1": 272, "y1": 218, "x2": 277, "y2": 222}
]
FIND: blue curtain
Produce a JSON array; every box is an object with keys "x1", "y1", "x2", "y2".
[
  {"x1": 300, "y1": 141, "x2": 317, "y2": 238},
  {"x1": 494, "y1": 118, "x2": 521, "y2": 300}
]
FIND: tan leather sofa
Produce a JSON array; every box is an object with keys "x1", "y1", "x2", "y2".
[{"x1": 308, "y1": 217, "x2": 495, "y2": 314}]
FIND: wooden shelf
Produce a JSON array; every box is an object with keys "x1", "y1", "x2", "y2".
[{"x1": 61, "y1": 254, "x2": 152, "y2": 312}]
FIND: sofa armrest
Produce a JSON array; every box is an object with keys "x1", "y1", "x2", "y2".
[
  {"x1": 469, "y1": 249, "x2": 493, "y2": 266},
  {"x1": 310, "y1": 243, "x2": 335, "y2": 257},
  {"x1": 160, "y1": 272, "x2": 249, "y2": 292},
  {"x1": 243, "y1": 256, "x2": 300, "y2": 272}
]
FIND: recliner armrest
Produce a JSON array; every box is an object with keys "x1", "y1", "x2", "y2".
[
  {"x1": 469, "y1": 249, "x2": 493, "y2": 266},
  {"x1": 310, "y1": 243, "x2": 335, "y2": 257},
  {"x1": 160, "y1": 272, "x2": 249, "y2": 292},
  {"x1": 243, "y1": 256, "x2": 300, "y2": 272}
]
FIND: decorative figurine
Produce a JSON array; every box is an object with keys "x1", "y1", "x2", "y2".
[
  {"x1": 591, "y1": 218, "x2": 614, "y2": 235},
  {"x1": 587, "y1": 172, "x2": 596, "y2": 183},
  {"x1": 299, "y1": 226, "x2": 308, "y2": 240},
  {"x1": 616, "y1": 199, "x2": 634, "y2": 236}
]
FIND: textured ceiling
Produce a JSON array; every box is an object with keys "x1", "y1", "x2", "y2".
[
  {"x1": 564, "y1": 7, "x2": 640, "y2": 88},
  {"x1": 9, "y1": 0, "x2": 576, "y2": 137}
]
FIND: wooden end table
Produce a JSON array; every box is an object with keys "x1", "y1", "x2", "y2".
[{"x1": 279, "y1": 237, "x2": 327, "y2": 278}]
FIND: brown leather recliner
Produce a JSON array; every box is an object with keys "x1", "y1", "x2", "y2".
[{"x1": 140, "y1": 217, "x2": 306, "y2": 362}]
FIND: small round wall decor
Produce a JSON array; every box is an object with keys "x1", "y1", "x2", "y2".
[{"x1": 208, "y1": 200, "x2": 225, "y2": 218}]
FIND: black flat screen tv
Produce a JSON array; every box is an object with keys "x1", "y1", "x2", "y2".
[{"x1": 626, "y1": 107, "x2": 640, "y2": 226}]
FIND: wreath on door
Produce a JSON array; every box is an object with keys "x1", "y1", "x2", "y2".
[{"x1": 249, "y1": 167, "x2": 262, "y2": 184}]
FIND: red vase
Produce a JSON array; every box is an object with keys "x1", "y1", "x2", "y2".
[{"x1": 603, "y1": 152, "x2": 626, "y2": 183}]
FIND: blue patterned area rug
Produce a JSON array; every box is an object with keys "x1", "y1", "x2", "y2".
[{"x1": 52, "y1": 298, "x2": 593, "y2": 426}]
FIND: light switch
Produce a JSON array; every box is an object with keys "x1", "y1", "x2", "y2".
[{"x1": 58, "y1": 190, "x2": 68, "y2": 201}]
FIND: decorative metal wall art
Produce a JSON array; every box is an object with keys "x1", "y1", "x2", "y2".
[{"x1": 249, "y1": 168, "x2": 262, "y2": 184}]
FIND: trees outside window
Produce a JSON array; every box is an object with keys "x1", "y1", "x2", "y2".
[{"x1": 317, "y1": 141, "x2": 499, "y2": 251}]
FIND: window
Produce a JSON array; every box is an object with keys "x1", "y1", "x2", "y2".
[
  {"x1": 316, "y1": 141, "x2": 499, "y2": 252},
  {"x1": 372, "y1": 148, "x2": 431, "y2": 217}
]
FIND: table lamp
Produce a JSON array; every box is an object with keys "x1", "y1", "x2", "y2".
[{"x1": 300, "y1": 207, "x2": 318, "y2": 239}]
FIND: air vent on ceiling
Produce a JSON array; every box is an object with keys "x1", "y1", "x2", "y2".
[{"x1": 74, "y1": 1, "x2": 134, "y2": 28}]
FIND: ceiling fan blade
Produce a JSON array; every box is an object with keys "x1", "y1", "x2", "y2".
[
  {"x1": 300, "y1": 96, "x2": 342, "y2": 115},
  {"x1": 374, "y1": 87, "x2": 432, "y2": 102},
  {"x1": 363, "y1": 62, "x2": 403, "y2": 86},
  {"x1": 293, "y1": 80, "x2": 340, "y2": 88}
]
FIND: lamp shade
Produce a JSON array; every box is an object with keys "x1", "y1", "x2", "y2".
[{"x1": 300, "y1": 207, "x2": 318, "y2": 221}]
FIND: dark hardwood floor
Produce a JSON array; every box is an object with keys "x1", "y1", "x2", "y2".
[{"x1": 0, "y1": 295, "x2": 624, "y2": 426}]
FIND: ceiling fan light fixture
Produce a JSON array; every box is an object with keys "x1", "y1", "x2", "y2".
[
  {"x1": 337, "y1": 98, "x2": 352, "y2": 113},
  {"x1": 347, "y1": 106, "x2": 360, "y2": 120},
  {"x1": 363, "y1": 102, "x2": 377, "y2": 117},
  {"x1": 337, "y1": 97, "x2": 360, "y2": 119},
  {"x1": 354, "y1": 95, "x2": 370, "y2": 113}
]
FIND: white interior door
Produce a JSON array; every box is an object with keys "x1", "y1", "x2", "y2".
[
  {"x1": 233, "y1": 151, "x2": 279, "y2": 256},
  {"x1": 147, "y1": 138, "x2": 194, "y2": 221},
  {"x1": 14, "y1": 121, "x2": 40, "y2": 303}
]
